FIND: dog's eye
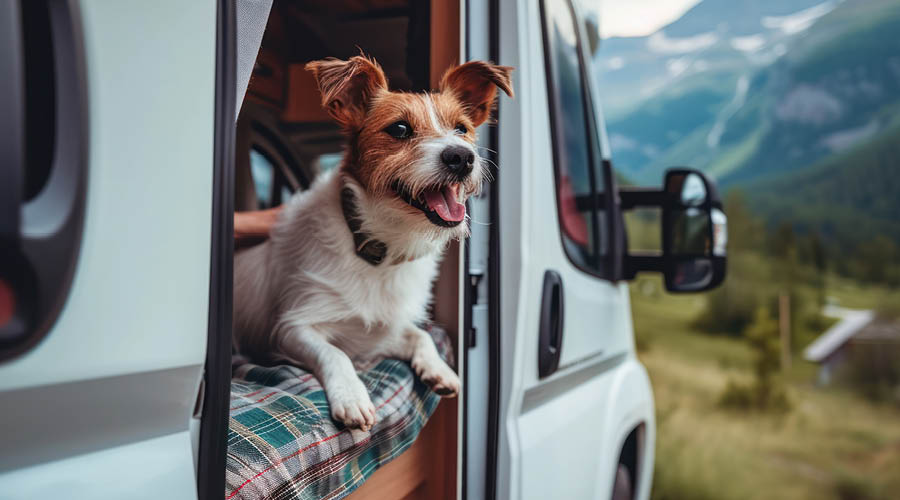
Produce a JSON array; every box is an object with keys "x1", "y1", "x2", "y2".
[
  {"x1": 385, "y1": 121, "x2": 413, "y2": 139},
  {"x1": 455, "y1": 124, "x2": 468, "y2": 135}
]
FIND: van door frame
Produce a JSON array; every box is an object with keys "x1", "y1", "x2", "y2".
[
  {"x1": 461, "y1": 0, "x2": 503, "y2": 498},
  {"x1": 197, "y1": 0, "x2": 236, "y2": 498},
  {"x1": 484, "y1": 0, "x2": 503, "y2": 495}
]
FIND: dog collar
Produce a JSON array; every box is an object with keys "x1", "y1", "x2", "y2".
[{"x1": 340, "y1": 187, "x2": 389, "y2": 266}]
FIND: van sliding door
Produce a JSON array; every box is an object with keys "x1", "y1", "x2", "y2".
[{"x1": 0, "y1": 1, "x2": 221, "y2": 498}]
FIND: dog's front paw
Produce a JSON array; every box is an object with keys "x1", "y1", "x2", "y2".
[
  {"x1": 412, "y1": 356, "x2": 461, "y2": 398},
  {"x1": 329, "y1": 383, "x2": 376, "y2": 432}
]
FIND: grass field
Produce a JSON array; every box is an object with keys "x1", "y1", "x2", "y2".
[{"x1": 631, "y1": 276, "x2": 900, "y2": 500}]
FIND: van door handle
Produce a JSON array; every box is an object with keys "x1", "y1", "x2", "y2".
[
  {"x1": 538, "y1": 270, "x2": 564, "y2": 378},
  {"x1": 0, "y1": 0, "x2": 89, "y2": 362}
]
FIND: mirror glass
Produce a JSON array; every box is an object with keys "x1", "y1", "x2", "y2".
[
  {"x1": 667, "y1": 172, "x2": 708, "y2": 207},
  {"x1": 670, "y1": 208, "x2": 711, "y2": 255},
  {"x1": 669, "y1": 259, "x2": 714, "y2": 291}
]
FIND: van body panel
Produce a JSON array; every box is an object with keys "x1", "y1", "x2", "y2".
[
  {"x1": 596, "y1": 357, "x2": 656, "y2": 500},
  {"x1": 518, "y1": 357, "x2": 654, "y2": 499},
  {"x1": 0, "y1": 0, "x2": 215, "y2": 391},
  {"x1": 0, "y1": 0, "x2": 216, "y2": 494},
  {"x1": 1, "y1": 432, "x2": 198, "y2": 500},
  {"x1": 492, "y1": 0, "x2": 653, "y2": 498}
]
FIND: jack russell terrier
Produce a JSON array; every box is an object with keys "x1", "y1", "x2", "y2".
[{"x1": 233, "y1": 55, "x2": 513, "y2": 431}]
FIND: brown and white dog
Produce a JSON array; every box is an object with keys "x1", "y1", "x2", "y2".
[{"x1": 233, "y1": 56, "x2": 513, "y2": 431}]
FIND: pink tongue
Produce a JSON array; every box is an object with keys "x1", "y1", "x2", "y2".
[{"x1": 423, "y1": 185, "x2": 466, "y2": 222}]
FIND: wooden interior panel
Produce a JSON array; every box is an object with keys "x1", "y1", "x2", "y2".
[
  {"x1": 349, "y1": 400, "x2": 456, "y2": 499},
  {"x1": 282, "y1": 64, "x2": 331, "y2": 123},
  {"x1": 349, "y1": 427, "x2": 428, "y2": 499},
  {"x1": 430, "y1": 0, "x2": 461, "y2": 87},
  {"x1": 400, "y1": 484, "x2": 426, "y2": 500}
]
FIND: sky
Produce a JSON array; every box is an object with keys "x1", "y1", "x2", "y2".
[{"x1": 592, "y1": 0, "x2": 703, "y2": 38}]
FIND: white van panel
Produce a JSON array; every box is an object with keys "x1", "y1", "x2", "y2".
[
  {"x1": 495, "y1": 1, "x2": 654, "y2": 498},
  {"x1": 595, "y1": 357, "x2": 657, "y2": 500},
  {"x1": 0, "y1": 0, "x2": 216, "y2": 391},
  {"x1": 518, "y1": 368, "x2": 620, "y2": 499},
  {"x1": 518, "y1": 358, "x2": 653, "y2": 499},
  {"x1": 0, "y1": 432, "x2": 197, "y2": 500},
  {"x1": 0, "y1": 0, "x2": 216, "y2": 489},
  {"x1": 514, "y1": 0, "x2": 632, "y2": 381}
]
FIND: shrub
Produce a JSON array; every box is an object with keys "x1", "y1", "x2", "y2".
[
  {"x1": 693, "y1": 276, "x2": 760, "y2": 336},
  {"x1": 650, "y1": 456, "x2": 720, "y2": 500},
  {"x1": 834, "y1": 471, "x2": 887, "y2": 500},
  {"x1": 719, "y1": 307, "x2": 791, "y2": 412},
  {"x1": 718, "y1": 379, "x2": 790, "y2": 413},
  {"x1": 718, "y1": 380, "x2": 755, "y2": 410}
]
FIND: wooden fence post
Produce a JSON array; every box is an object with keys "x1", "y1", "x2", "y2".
[{"x1": 779, "y1": 292, "x2": 791, "y2": 372}]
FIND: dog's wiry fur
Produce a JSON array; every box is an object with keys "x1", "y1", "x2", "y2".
[{"x1": 233, "y1": 56, "x2": 513, "y2": 431}]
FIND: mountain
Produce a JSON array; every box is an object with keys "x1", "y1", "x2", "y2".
[
  {"x1": 746, "y1": 123, "x2": 900, "y2": 280},
  {"x1": 597, "y1": 0, "x2": 827, "y2": 119},
  {"x1": 598, "y1": 0, "x2": 900, "y2": 187}
]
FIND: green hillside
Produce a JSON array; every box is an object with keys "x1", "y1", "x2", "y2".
[
  {"x1": 718, "y1": 1, "x2": 900, "y2": 185},
  {"x1": 746, "y1": 124, "x2": 900, "y2": 284}
]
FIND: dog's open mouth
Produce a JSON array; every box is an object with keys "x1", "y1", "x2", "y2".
[{"x1": 392, "y1": 180, "x2": 466, "y2": 228}]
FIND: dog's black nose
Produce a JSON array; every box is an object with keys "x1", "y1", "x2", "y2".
[{"x1": 441, "y1": 146, "x2": 475, "y2": 176}]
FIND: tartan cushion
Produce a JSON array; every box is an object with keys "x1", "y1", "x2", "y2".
[{"x1": 226, "y1": 327, "x2": 453, "y2": 500}]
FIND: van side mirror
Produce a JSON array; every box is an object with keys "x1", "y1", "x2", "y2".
[{"x1": 620, "y1": 168, "x2": 727, "y2": 292}]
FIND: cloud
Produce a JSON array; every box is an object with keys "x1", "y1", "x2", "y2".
[
  {"x1": 610, "y1": 133, "x2": 638, "y2": 151},
  {"x1": 730, "y1": 34, "x2": 766, "y2": 53},
  {"x1": 598, "y1": 0, "x2": 702, "y2": 38},
  {"x1": 647, "y1": 30, "x2": 718, "y2": 54},
  {"x1": 667, "y1": 58, "x2": 691, "y2": 77},
  {"x1": 607, "y1": 56, "x2": 626, "y2": 70},
  {"x1": 762, "y1": 0, "x2": 840, "y2": 35}
]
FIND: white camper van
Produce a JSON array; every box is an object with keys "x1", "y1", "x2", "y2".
[{"x1": 0, "y1": 1, "x2": 726, "y2": 499}]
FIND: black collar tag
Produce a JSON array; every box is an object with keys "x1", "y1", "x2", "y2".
[{"x1": 341, "y1": 188, "x2": 388, "y2": 266}]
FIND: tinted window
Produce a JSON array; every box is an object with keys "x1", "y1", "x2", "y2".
[
  {"x1": 541, "y1": 0, "x2": 607, "y2": 273},
  {"x1": 249, "y1": 148, "x2": 275, "y2": 208}
]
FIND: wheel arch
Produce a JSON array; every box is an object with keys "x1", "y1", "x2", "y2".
[{"x1": 597, "y1": 357, "x2": 656, "y2": 500}]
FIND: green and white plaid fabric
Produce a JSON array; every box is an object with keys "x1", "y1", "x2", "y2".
[{"x1": 225, "y1": 327, "x2": 452, "y2": 500}]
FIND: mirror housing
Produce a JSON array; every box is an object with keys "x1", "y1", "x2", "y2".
[{"x1": 621, "y1": 168, "x2": 727, "y2": 293}]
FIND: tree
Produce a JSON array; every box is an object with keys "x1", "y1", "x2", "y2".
[{"x1": 719, "y1": 307, "x2": 790, "y2": 412}]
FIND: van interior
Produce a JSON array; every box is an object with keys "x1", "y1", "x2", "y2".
[{"x1": 233, "y1": 1, "x2": 462, "y2": 498}]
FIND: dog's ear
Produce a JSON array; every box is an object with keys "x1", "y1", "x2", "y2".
[
  {"x1": 305, "y1": 55, "x2": 388, "y2": 129},
  {"x1": 439, "y1": 61, "x2": 514, "y2": 127}
]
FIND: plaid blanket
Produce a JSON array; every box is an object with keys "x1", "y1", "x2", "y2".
[{"x1": 226, "y1": 327, "x2": 452, "y2": 500}]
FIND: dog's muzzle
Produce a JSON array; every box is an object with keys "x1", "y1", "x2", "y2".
[{"x1": 392, "y1": 180, "x2": 466, "y2": 228}]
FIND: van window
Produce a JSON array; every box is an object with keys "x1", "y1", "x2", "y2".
[
  {"x1": 249, "y1": 148, "x2": 276, "y2": 208},
  {"x1": 540, "y1": 0, "x2": 607, "y2": 274}
]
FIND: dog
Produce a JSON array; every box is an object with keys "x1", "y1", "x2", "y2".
[{"x1": 233, "y1": 55, "x2": 513, "y2": 431}]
